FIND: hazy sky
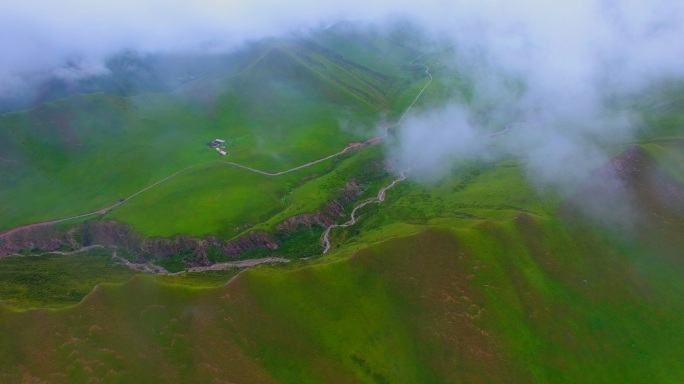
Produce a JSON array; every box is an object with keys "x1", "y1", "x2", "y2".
[
  {"x1": 0, "y1": 0, "x2": 405, "y2": 92},
  {"x1": 2, "y1": 0, "x2": 682, "y2": 95}
]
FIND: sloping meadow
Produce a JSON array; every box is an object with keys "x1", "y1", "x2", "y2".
[{"x1": 1, "y1": 204, "x2": 684, "y2": 383}]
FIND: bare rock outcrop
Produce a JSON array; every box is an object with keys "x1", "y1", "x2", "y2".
[
  {"x1": 0, "y1": 177, "x2": 368, "y2": 265},
  {"x1": 0, "y1": 225, "x2": 79, "y2": 256},
  {"x1": 276, "y1": 179, "x2": 364, "y2": 236},
  {"x1": 141, "y1": 230, "x2": 279, "y2": 266}
]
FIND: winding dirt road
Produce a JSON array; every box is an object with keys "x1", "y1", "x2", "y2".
[
  {"x1": 111, "y1": 249, "x2": 289, "y2": 275},
  {"x1": 319, "y1": 48, "x2": 530, "y2": 253},
  {"x1": 5, "y1": 245, "x2": 107, "y2": 258},
  {"x1": 319, "y1": 50, "x2": 442, "y2": 253},
  {"x1": 322, "y1": 169, "x2": 409, "y2": 253},
  {"x1": 217, "y1": 51, "x2": 439, "y2": 176},
  {"x1": 1, "y1": 45, "x2": 496, "y2": 244}
]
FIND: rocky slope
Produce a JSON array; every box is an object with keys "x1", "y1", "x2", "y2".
[{"x1": 0, "y1": 178, "x2": 366, "y2": 267}]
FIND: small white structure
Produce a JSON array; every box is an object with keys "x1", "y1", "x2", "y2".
[
  {"x1": 209, "y1": 139, "x2": 226, "y2": 148},
  {"x1": 216, "y1": 148, "x2": 227, "y2": 156}
]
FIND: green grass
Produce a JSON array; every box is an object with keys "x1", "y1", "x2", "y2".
[
  {"x1": 321, "y1": 158, "x2": 560, "y2": 255},
  {"x1": 3, "y1": 27, "x2": 684, "y2": 383},
  {"x1": 2, "y1": 215, "x2": 684, "y2": 382},
  {"x1": 1, "y1": 138, "x2": 683, "y2": 381},
  {"x1": 0, "y1": 33, "x2": 454, "y2": 242},
  {"x1": 105, "y1": 143, "x2": 395, "y2": 240},
  {"x1": 152, "y1": 268, "x2": 243, "y2": 286},
  {"x1": 642, "y1": 141, "x2": 684, "y2": 186},
  {"x1": 0, "y1": 248, "x2": 137, "y2": 308},
  {"x1": 0, "y1": 246, "x2": 245, "y2": 309},
  {"x1": 250, "y1": 145, "x2": 388, "y2": 232},
  {"x1": 313, "y1": 23, "x2": 418, "y2": 78},
  {"x1": 0, "y1": 38, "x2": 418, "y2": 234},
  {"x1": 108, "y1": 162, "x2": 292, "y2": 239}
]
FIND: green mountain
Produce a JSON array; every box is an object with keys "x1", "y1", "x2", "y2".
[
  {"x1": 1, "y1": 23, "x2": 684, "y2": 383},
  {"x1": 0, "y1": 34, "x2": 417, "y2": 234},
  {"x1": 1, "y1": 140, "x2": 683, "y2": 382},
  {"x1": 0, "y1": 50, "x2": 246, "y2": 114}
]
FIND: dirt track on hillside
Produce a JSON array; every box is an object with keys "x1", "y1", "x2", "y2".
[
  {"x1": 110, "y1": 248, "x2": 289, "y2": 275},
  {"x1": 321, "y1": 169, "x2": 409, "y2": 253},
  {"x1": 0, "y1": 45, "x2": 505, "y2": 240}
]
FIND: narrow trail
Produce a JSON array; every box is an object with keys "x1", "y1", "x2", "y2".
[
  {"x1": 319, "y1": 119, "x2": 525, "y2": 253},
  {"x1": 183, "y1": 257, "x2": 290, "y2": 273},
  {"x1": 0, "y1": 203, "x2": 123, "y2": 239},
  {"x1": 319, "y1": 48, "x2": 447, "y2": 253},
  {"x1": 218, "y1": 144, "x2": 362, "y2": 176},
  {"x1": 319, "y1": 46, "x2": 527, "y2": 253},
  {"x1": 111, "y1": 248, "x2": 289, "y2": 276},
  {"x1": 638, "y1": 94, "x2": 684, "y2": 113},
  {"x1": 218, "y1": 50, "x2": 439, "y2": 176},
  {"x1": 111, "y1": 249, "x2": 171, "y2": 274},
  {"x1": 0, "y1": 170, "x2": 200, "y2": 239},
  {"x1": 5, "y1": 245, "x2": 107, "y2": 258},
  {"x1": 322, "y1": 169, "x2": 409, "y2": 254},
  {"x1": 6, "y1": 245, "x2": 290, "y2": 276},
  {"x1": 0, "y1": 48, "x2": 448, "y2": 275},
  {"x1": 392, "y1": 52, "x2": 435, "y2": 128}
]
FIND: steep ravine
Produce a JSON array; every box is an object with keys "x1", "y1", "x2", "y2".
[{"x1": 0, "y1": 178, "x2": 367, "y2": 267}]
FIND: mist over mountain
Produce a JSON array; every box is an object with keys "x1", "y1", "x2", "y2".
[
  {"x1": 3, "y1": 0, "x2": 683, "y2": 229},
  {"x1": 4, "y1": 1, "x2": 681, "y2": 105},
  {"x1": 0, "y1": 50, "x2": 249, "y2": 113},
  {"x1": 2, "y1": 1, "x2": 684, "y2": 382}
]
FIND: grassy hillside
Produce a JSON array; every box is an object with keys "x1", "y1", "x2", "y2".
[
  {"x1": 313, "y1": 21, "x2": 424, "y2": 78},
  {"x1": 0, "y1": 246, "x2": 242, "y2": 309},
  {"x1": 2, "y1": 23, "x2": 684, "y2": 383},
  {"x1": 1, "y1": 207, "x2": 683, "y2": 383},
  {"x1": 1, "y1": 139, "x2": 682, "y2": 382},
  {"x1": 107, "y1": 157, "x2": 331, "y2": 239},
  {"x1": 0, "y1": 36, "x2": 420, "y2": 234},
  {"x1": 0, "y1": 50, "x2": 248, "y2": 114}
]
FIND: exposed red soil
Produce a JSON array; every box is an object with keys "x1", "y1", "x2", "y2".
[
  {"x1": 562, "y1": 145, "x2": 684, "y2": 221},
  {"x1": 560, "y1": 143, "x2": 684, "y2": 261},
  {"x1": 0, "y1": 178, "x2": 367, "y2": 266}
]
